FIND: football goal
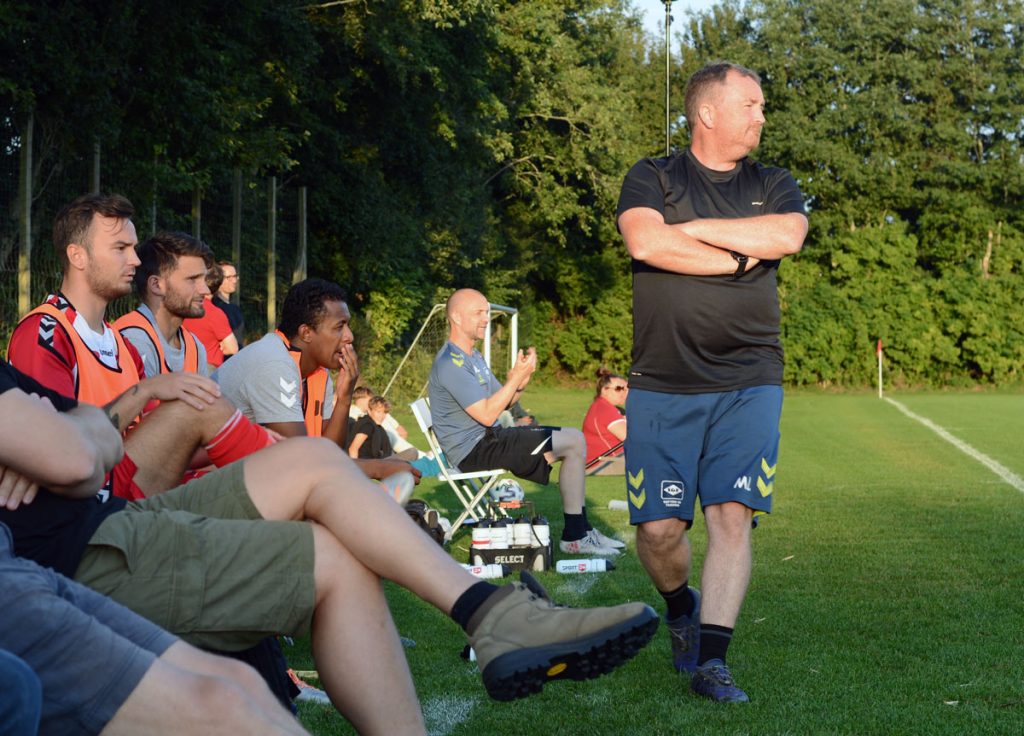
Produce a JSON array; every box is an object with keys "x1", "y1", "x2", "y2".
[{"x1": 382, "y1": 302, "x2": 519, "y2": 410}]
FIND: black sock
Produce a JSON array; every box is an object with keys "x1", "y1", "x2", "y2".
[
  {"x1": 582, "y1": 506, "x2": 592, "y2": 531},
  {"x1": 561, "y1": 512, "x2": 587, "y2": 541},
  {"x1": 659, "y1": 582, "x2": 695, "y2": 621},
  {"x1": 450, "y1": 581, "x2": 500, "y2": 633},
  {"x1": 698, "y1": 624, "x2": 733, "y2": 666}
]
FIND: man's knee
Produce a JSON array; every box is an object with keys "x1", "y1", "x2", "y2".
[
  {"x1": 553, "y1": 427, "x2": 585, "y2": 457},
  {"x1": 636, "y1": 517, "x2": 687, "y2": 550},
  {"x1": 203, "y1": 653, "x2": 268, "y2": 695},
  {"x1": 704, "y1": 502, "x2": 753, "y2": 540},
  {"x1": 310, "y1": 523, "x2": 375, "y2": 605},
  {"x1": 148, "y1": 394, "x2": 237, "y2": 432},
  {"x1": 186, "y1": 671, "x2": 262, "y2": 726}
]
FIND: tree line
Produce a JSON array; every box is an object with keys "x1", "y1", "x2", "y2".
[{"x1": 2, "y1": 0, "x2": 1021, "y2": 387}]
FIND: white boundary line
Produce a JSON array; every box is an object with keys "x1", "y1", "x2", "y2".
[{"x1": 884, "y1": 397, "x2": 1024, "y2": 495}]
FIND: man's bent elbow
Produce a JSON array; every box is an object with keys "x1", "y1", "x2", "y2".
[
  {"x1": 624, "y1": 240, "x2": 652, "y2": 263},
  {"x1": 779, "y1": 237, "x2": 805, "y2": 257},
  {"x1": 775, "y1": 215, "x2": 808, "y2": 257}
]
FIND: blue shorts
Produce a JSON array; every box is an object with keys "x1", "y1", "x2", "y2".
[
  {"x1": 624, "y1": 386, "x2": 783, "y2": 525},
  {"x1": 0, "y1": 525, "x2": 176, "y2": 736}
]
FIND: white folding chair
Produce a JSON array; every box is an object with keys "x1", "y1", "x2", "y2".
[{"x1": 410, "y1": 398, "x2": 507, "y2": 541}]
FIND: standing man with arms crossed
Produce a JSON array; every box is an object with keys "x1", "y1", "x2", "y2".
[{"x1": 617, "y1": 62, "x2": 808, "y2": 702}]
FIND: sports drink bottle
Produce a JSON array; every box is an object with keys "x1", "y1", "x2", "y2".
[
  {"x1": 555, "y1": 558, "x2": 615, "y2": 574},
  {"x1": 460, "y1": 563, "x2": 511, "y2": 579}
]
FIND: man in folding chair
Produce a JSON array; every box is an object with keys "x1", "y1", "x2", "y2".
[{"x1": 428, "y1": 288, "x2": 624, "y2": 556}]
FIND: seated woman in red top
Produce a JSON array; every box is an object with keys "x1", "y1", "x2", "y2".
[{"x1": 582, "y1": 369, "x2": 628, "y2": 476}]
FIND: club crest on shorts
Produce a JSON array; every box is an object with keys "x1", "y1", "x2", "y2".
[{"x1": 660, "y1": 480, "x2": 685, "y2": 507}]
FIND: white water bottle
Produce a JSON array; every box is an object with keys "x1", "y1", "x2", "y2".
[
  {"x1": 490, "y1": 518, "x2": 512, "y2": 549},
  {"x1": 460, "y1": 563, "x2": 510, "y2": 579},
  {"x1": 512, "y1": 516, "x2": 533, "y2": 547},
  {"x1": 531, "y1": 516, "x2": 550, "y2": 548},
  {"x1": 608, "y1": 499, "x2": 629, "y2": 511},
  {"x1": 555, "y1": 558, "x2": 615, "y2": 574},
  {"x1": 471, "y1": 520, "x2": 492, "y2": 551}
]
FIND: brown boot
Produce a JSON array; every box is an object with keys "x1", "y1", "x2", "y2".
[{"x1": 467, "y1": 572, "x2": 658, "y2": 701}]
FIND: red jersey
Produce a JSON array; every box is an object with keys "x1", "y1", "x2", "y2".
[
  {"x1": 7, "y1": 293, "x2": 146, "y2": 402},
  {"x1": 582, "y1": 396, "x2": 626, "y2": 463},
  {"x1": 7, "y1": 293, "x2": 150, "y2": 500},
  {"x1": 183, "y1": 298, "x2": 233, "y2": 367}
]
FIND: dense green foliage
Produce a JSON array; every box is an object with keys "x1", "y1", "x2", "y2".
[{"x1": 2, "y1": 1, "x2": 1022, "y2": 386}]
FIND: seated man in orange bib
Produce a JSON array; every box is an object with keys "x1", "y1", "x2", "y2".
[
  {"x1": 114, "y1": 231, "x2": 211, "y2": 377},
  {"x1": 214, "y1": 278, "x2": 419, "y2": 502},
  {"x1": 7, "y1": 194, "x2": 275, "y2": 501}
]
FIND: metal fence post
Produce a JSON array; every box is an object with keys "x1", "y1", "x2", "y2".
[
  {"x1": 266, "y1": 176, "x2": 277, "y2": 329},
  {"x1": 91, "y1": 139, "x2": 101, "y2": 193},
  {"x1": 232, "y1": 167, "x2": 242, "y2": 304},
  {"x1": 17, "y1": 111, "x2": 34, "y2": 317},
  {"x1": 192, "y1": 185, "x2": 202, "y2": 239},
  {"x1": 293, "y1": 186, "x2": 307, "y2": 283}
]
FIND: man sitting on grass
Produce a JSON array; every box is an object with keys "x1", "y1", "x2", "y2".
[
  {"x1": 7, "y1": 194, "x2": 275, "y2": 501},
  {"x1": 113, "y1": 231, "x2": 210, "y2": 377},
  {"x1": 0, "y1": 356, "x2": 658, "y2": 733},
  {"x1": 0, "y1": 368, "x2": 305, "y2": 734},
  {"x1": 214, "y1": 277, "x2": 418, "y2": 501}
]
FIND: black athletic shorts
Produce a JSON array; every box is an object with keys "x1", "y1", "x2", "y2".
[{"x1": 459, "y1": 426, "x2": 556, "y2": 485}]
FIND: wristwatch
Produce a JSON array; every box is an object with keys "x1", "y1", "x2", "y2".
[{"x1": 729, "y1": 250, "x2": 748, "y2": 279}]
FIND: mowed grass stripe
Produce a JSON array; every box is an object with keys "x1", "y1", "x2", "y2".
[{"x1": 296, "y1": 390, "x2": 1023, "y2": 735}]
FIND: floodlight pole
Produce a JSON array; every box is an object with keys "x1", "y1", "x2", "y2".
[{"x1": 663, "y1": 1, "x2": 674, "y2": 156}]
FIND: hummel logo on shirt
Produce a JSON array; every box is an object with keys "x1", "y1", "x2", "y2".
[{"x1": 278, "y1": 376, "x2": 297, "y2": 409}]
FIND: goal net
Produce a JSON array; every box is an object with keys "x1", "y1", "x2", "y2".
[{"x1": 383, "y1": 302, "x2": 519, "y2": 411}]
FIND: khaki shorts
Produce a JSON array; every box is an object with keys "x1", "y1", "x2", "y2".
[{"x1": 75, "y1": 461, "x2": 316, "y2": 652}]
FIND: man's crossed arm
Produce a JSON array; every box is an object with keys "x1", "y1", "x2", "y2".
[
  {"x1": 618, "y1": 207, "x2": 807, "y2": 276},
  {"x1": 0, "y1": 387, "x2": 123, "y2": 508}
]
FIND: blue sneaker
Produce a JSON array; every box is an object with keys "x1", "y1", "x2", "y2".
[
  {"x1": 666, "y1": 587, "x2": 700, "y2": 673},
  {"x1": 690, "y1": 659, "x2": 749, "y2": 703}
]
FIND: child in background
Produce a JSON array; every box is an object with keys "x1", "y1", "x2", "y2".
[{"x1": 349, "y1": 396, "x2": 395, "y2": 459}]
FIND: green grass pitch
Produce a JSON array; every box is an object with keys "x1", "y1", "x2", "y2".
[{"x1": 288, "y1": 388, "x2": 1024, "y2": 735}]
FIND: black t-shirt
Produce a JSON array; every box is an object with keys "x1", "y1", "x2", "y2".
[
  {"x1": 0, "y1": 359, "x2": 127, "y2": 577},
  {"x1": 616, "y1": 148, "x2": 806, "y2": 393},
  {"x1": 352, "y1": 415, "x2": 393, "y2": 459}
]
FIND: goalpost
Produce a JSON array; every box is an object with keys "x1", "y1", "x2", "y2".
[{"x1": 382, "y1": 302, "x2": 519, "y2": 410}]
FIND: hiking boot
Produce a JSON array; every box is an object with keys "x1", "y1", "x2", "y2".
[
  {"x1": 467, "y1": 571, "x2": 658, "y2": 701},
  {"x1": 589, "y1": 527, "x2": 626, "y2": 550},
  {"x1": 558, "y1": 530, "x2": 620, "y2": 557},
  {"x1": 667, "y1": 587, "x2": 701, "y2": 673},
  {"x1": 690, "y1": 659, "x2": 749, "y2": 703}
]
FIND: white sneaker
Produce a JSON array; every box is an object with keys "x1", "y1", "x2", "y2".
[
  {"x1": 558, "y1": 530, "x2": 620, "y2": 557},
  {"x1": 287, "y1": 669, "x2": 331, "y2": 706},
  {"x1": 589, "y1": 527, "x2": 626, "y2": 550}
]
